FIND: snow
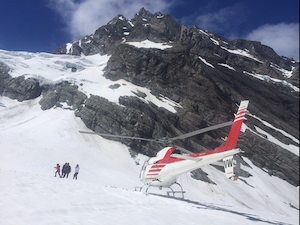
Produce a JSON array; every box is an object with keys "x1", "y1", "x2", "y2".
[
  {"x1": 210, "y1": 37, "x2": 220, "y2": 45},
  {"x1": 270, "y1": 63, "x2": 295, "y2": 78},
  {"x1": 198, "y1": 56, "x2": 215, "y2": 68},
  {"x1": 156, "y1": 15, "x2": 164, "y2": 19},
  {"x1": 199, "y1": 29, "x2": 210, "y2": 36},
  {"x1": 218, "y1": 63, "x2": 236, "y2": 71},
  {"x1": 0, "y1": 97, "x2": 298, "y2": 225},
  {"x1": 249, "y1": 113, "x2": 299, "y2": 144},
  {"x1": 123, "y1": 32, "x2": 130, "y2": 36},
  {"x1": 0, "y1": 49, "x2": 180, "y2": 113},
  {"x1": 66, "y1": 43, "x2": 72, "y2": 54},
  {"x1": 243, "y1": 71, "x2": 299, "y2": 92},
  {"x1": 242, "y1": 114, "x2": 299, "y2": 156},
  {"x1": 221, "y1": 47, "x2": 263, "y2": 63},
  {"x1": 254, "y1": 126, "x2": 299, "y2": 156},
  {"x1": 118, "y1": 16, "x2": 125, "y2": 21},
  {"x1": 126, "y1": 40, "x2": 172, "y2": 50},
  {"x1": 128, "y1": 20, "x2": 134, "y2": 27}
]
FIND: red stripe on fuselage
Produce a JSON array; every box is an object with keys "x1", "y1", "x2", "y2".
[
  {"x1": 147, "y1": 173, "x2": 159, "y2": 176},
  {"x1": 151, "y1": 164, "x2": 166, "y2": 168},
  {"x1": 149, "y1": 168, "x2": 161, "y2": 172}
]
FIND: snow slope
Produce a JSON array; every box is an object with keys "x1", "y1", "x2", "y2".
[
  {"x1": 126, "y1": 40, "x2": 173, "y2": 50},
  {"x1": 0, "y1": 96, "x2": 299, "y2": 225},
  {"x1": 0, "y1": 50, "x2": 181, "y2": 113}
]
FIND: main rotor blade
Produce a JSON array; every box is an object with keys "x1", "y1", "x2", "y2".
[
  {"x1": 169, "y1": 121, "x2": 233, "y2": 141},
  {"x1": 173, "y1": 145, "x2": 194, "y2": 154},
  {"x1": 79, "y1": 130, "x2": 162, "y2": 142}
]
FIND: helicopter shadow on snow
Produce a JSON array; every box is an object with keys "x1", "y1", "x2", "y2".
[{"x1": 148, "y1": 193, "x2": 292, "y2": 225}]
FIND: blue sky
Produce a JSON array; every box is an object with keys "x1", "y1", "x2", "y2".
[{"x1": 0, "y1": 0, "x2": 299, "y2": 59}]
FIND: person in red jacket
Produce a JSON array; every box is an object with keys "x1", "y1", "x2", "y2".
[{"x1": 54, "y1": 163, "x2": 61, "y2": 177}]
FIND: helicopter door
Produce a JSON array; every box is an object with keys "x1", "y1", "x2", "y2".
[{"x1": 223, "y1": 156, "x2": 236, "y2": 179}]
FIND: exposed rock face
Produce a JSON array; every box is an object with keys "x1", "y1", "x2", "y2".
[
  {"x1": 0, "y1": 72, "x2": 42, "y2": 101},
  {"x1": 76, "y1": 95, "x2": 180, "y2": 156},
  {"x1": 39, "y1": 82, "x2": 87, "y2": 110}
]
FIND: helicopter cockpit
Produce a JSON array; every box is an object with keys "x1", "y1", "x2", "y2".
[{"x1": 148, "y1": 147, "x2": 177, "y2": 164}]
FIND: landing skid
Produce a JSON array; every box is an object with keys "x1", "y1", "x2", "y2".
[
  {"x1": 166, "y1": 182, "x2": 185, "y2": 199},
  {"x1": 135, "y1": 182, "x2": 186, "y2": 199}
]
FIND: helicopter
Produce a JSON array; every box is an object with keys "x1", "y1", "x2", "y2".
[{"x1": 80, "y1": 100, "x2": 249, "y2": 198}]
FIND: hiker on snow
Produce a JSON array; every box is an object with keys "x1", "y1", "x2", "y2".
[
  {"x1": 65, "y1": 163, "x2": 71, "y2": 178},
  {"x1": 73, "y1": 164, "x2": 80, "y2": 180},
  {"x1": 62, "y1": 163, "x2": 67, "y2": 178},
  {"x1": 54, "y1": 163, "x2": 61, "y2": 177}
]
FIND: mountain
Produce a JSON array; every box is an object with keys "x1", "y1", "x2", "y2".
[
  {"x1": 0, "y1": 8, "x2": 299, "y2": 225},
  {"x1": 52, "y1": 8, "x2": 299, "y2": 186}
]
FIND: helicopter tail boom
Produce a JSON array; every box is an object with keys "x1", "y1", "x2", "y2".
[{"x1": 224, "y1": 100, "x2": 249, "y2": 150}]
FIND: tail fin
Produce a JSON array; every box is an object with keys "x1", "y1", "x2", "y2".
[{"x1": 224, "y1": 100, "x2": 249, "y2": 149}]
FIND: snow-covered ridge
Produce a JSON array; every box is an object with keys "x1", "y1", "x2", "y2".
[
  {"x1": 0, "y1": 49, "x2": 181, "y2": 113},
  {"x1": 125, "y1": 40, "x2": 172, "y2": 50},
  {"x1": 221, "y1": 46, "x2": 263, "y2": 63},
  {"x1": 243, "y1": 71, "x2": 299, "y2": 92}
]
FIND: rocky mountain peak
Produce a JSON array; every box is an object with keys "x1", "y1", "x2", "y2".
[
  {"x1": 55, "y1": 8, "x2": 181, "y2": 55},
  {"x1": 107, "y1": 14, "x2": 128, "y2": 25},
  {"x1": 136, "y1": 7, "x2": 154, "y2": 18}
]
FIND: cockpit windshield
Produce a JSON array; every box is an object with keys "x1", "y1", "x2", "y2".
[{"x1": 148, "y1": 147, "x2": 175, "y2": 164}]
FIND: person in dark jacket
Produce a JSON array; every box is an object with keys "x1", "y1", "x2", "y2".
[
  {"x1": 61, "y1": 163, "x2": 67, "y2": 178},
  {"x1": 65, "y1": 163, "x2": 71, "y2": 178}
]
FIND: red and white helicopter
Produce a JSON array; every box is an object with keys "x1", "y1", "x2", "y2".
[{"x1": 80, "y1": 100, "x2": 249, "y2": 197}]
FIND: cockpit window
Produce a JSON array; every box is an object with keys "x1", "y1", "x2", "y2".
[{"x1": 173, "y1": 149, "x2": 181, "y2": 154}]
